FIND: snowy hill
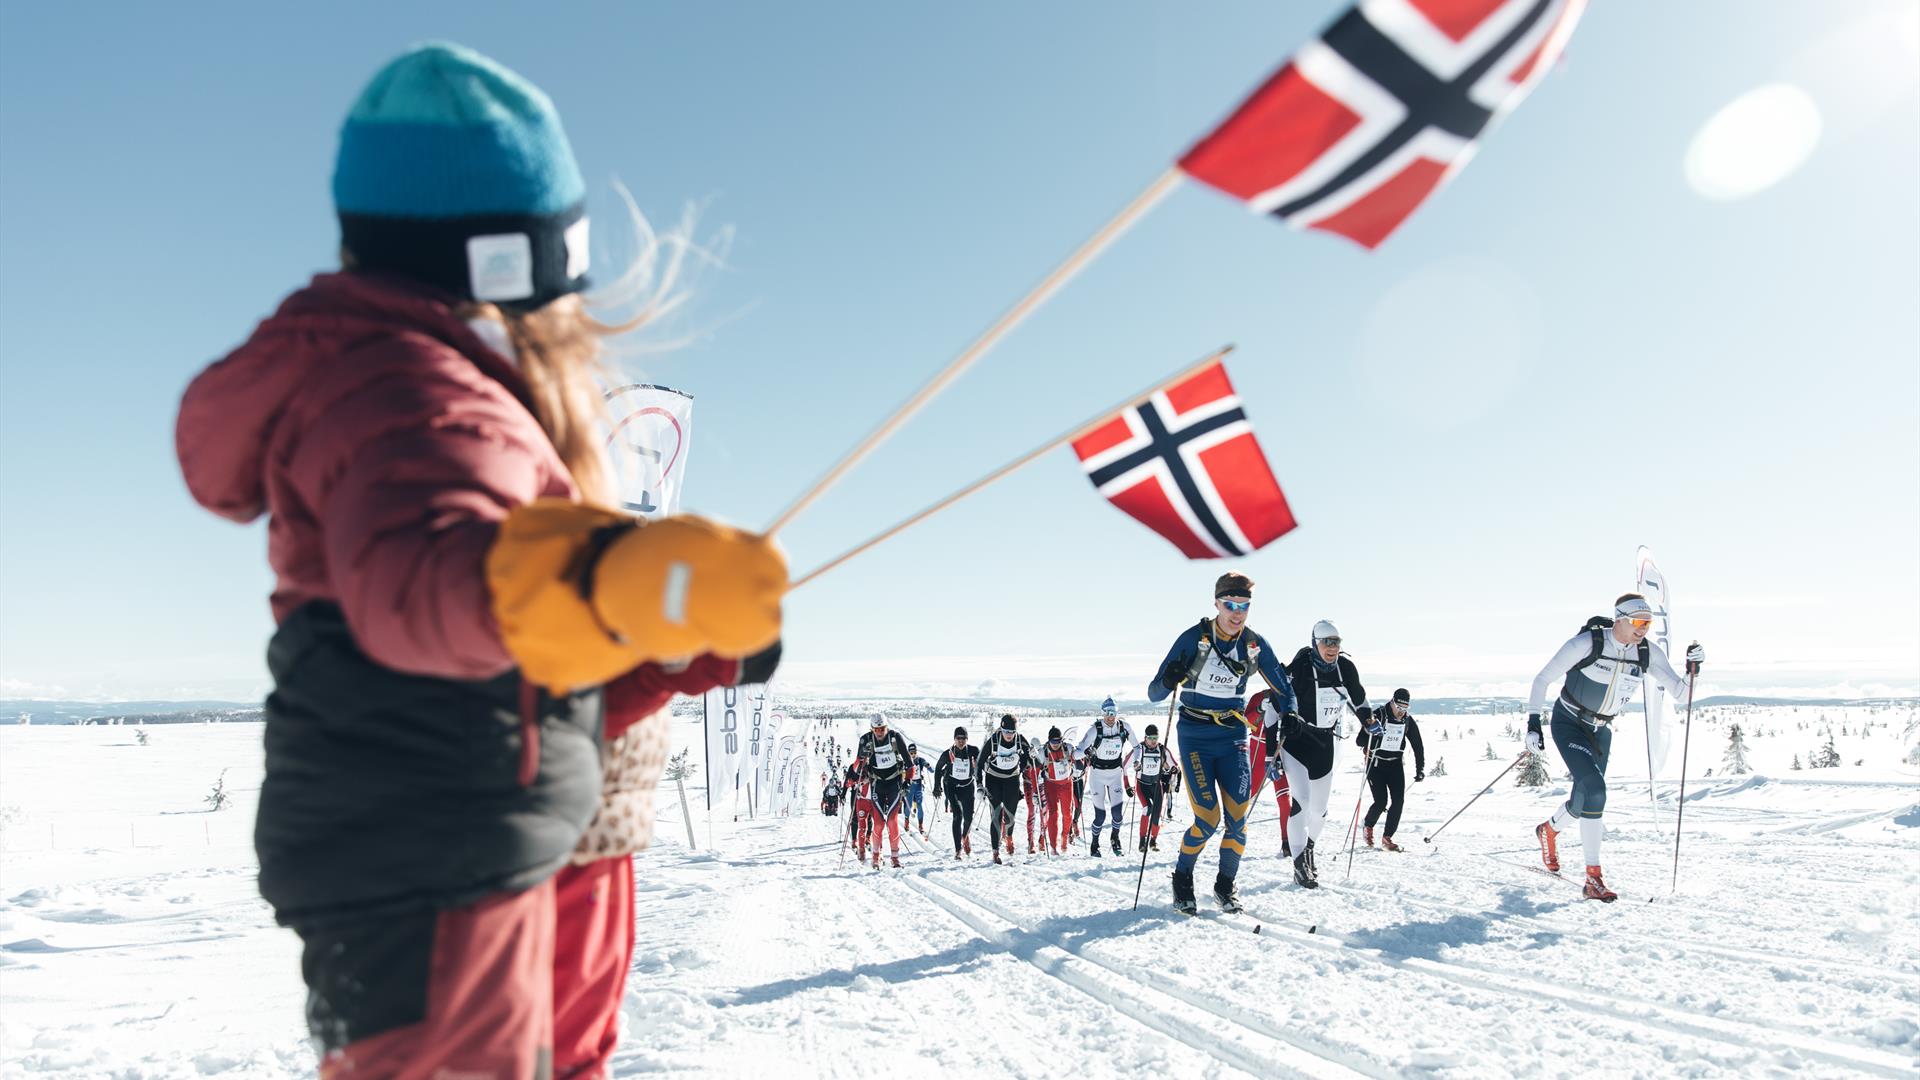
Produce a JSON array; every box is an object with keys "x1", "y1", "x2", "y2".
[{"x1": 2, "y1": 704, "x2": 1916, "y2": 1076}]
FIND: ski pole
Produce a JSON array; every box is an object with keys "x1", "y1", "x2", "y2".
[
  {"x1": 1132, "y1": 792, "x2": 1162, "y2": 910},
  {"x1": 1670, "y1": 652, "x2": 1699, "y2": 894},
  {"x1": 1423, "y1": 753, "x2": 1528, "y2": 845},
  {"x1": 1344, "y1": 731, "x2": 1379, "y2": 881}
]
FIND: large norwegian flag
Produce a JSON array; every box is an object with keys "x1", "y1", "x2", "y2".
[
  {"x1": 1179, "y1": 0, "x2": 1587, "y2": 249},
  {"x1": 1071, "y1": 360, "x2": 1295, "y2": 559}
]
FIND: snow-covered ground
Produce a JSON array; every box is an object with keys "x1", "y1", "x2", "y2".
[{"x1": 3, "y1": 704, "x2": 1917, "y2": 1077}]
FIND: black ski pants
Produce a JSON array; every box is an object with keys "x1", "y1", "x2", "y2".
[
  {"x1": 1363, "y1": 757, "x2": 1407, "y2": 836},
  {"x1": 984, "y1": 774, "x2": 1023, "y2": 852},
  {"x1": 944, "y1": 782, "x2": 976, "y2": 852}
]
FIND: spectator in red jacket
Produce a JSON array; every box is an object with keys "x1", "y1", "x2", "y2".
[{"x1": 175, "y1": 43, "x2": 784, "y2": 1078}]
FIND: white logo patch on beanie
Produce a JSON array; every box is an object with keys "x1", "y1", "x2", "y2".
[{"x1": 467, "y1": 232, "x2": 535, "y2": 302}]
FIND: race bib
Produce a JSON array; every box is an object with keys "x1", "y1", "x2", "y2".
[
  {"x1": 994, "y1": 746, "x2": 1019, "y2": 770},
  {"x1": 1316, "y1": 687, "x2": 1345, "y2": 730},
  {"x1": 1197, "y1": 650, "x2": 1242, "y2": 695},
  {"x1": 950, "y1": 758, "x2": 972, "y2": 781},
  {"x1": 1140, "y1": 749, "x2": 1163, "y2": 774},
  {"x1": 1380, "y1": 723, "x2": 1406, "y2": 752},
  {"x1": 872, "y1": 745, "x2": 898, "y2": 769},
  {"x1": 1048, "y1": 755, "x2": 1072, "y2": 780}
]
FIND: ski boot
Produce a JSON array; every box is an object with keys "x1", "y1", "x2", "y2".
[
  {"x1": 871, "y1": 849, "x2": 880, "y2": 869},
  {"x1": 1213, "y1": 874, "x2": 1244, "y2": 914},
  {"x1": 1583, "y1": 866, "x2": 1617, "y2": 903},
  {"x1": 953, "y1": 850, "x2": 962, "y2": 861},
  {"x1": 1005, "y1": 835, "x2": 1015, "y2": 857},
  {"x1": 1292, "y1": 839, "x2": 1319, "y2": 889},
  {"x1": 1148, "y1": 835, "x2": 1159, "y2": 852},
  {"x1": 1380, "y1": 836, "x2": 1402, "y2": 852},
  {"x1": 1280, "y1": 839, "x2": 1292, "y2": 860},
  {"x1": 1171, "y1": 869, "x2": 1198, "y2": 915},
  {"x1": 1364, "y1": 826, "x2": 1375, "y2": 848},
  {"x1": 962, "y1": 835, "x2": 972, "y2": 856},
  {"x1": 891, "y1": 855, "x2": 903, "y2": 869},
  {"x1": 1109, "y1": 833, "x2": 1123, "y2": 856},
  {"x1": 992, "y1": 851, "x2": 1003, "y2": 865},
  {"x1": 1089, "y1": 837, "x2": 1102, "y2": 858},
  {"x1": 1028, "y1": 841, "x2": 1036, "y2": 855},
  {"x1": 1535, "y1": 821, "x2": 1560, "y2": 873}
]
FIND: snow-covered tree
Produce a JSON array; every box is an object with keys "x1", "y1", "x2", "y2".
[
  {"x1": 1482, "y1": 742, "x2": 1497, "y2": 761},
  {"x1": 1721, "y1": 724, "x2": 1751, "y2": 775},
  {"x1": 1791, "y1": 753, "x2": 1803, "y2": 771},
  {"x1": 1813, "y1": 735, "x2": 1842, "y2": 769},
  {"x1": 1515, "y1": 751, "x2": 1549, "y2": 787},
  {"x1": 205, "y1": 769, "x2": 231, "y2": 811}
]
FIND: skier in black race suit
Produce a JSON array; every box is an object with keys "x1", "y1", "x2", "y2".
[
  {"x1": 1359, "y1": 689, "x2": 1425, "y2": 851},
  {"x1": 933, "y1": 725, "x2": 981, "y2": 859}
]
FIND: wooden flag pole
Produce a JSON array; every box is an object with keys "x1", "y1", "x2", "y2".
[
  {"x1": 764, "y1": 167, "x2": 1186, "y2": 538},
  {"x1": 790, "y1": 344, "x2": 1232, "y2": 590}
]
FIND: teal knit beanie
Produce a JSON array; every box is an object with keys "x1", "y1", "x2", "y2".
[{"x1": 333, "y1": 43, "x2": 589, "y2": 309}]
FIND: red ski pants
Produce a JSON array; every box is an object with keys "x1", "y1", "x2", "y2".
[
  {"x1": 307, "y1": 856, "x2": 633, "y2": 1080},
  {"x1": 1043, "y1": 779, "x2": 1074, "y2": 851},
  {"x1": 1248, "y1": 736, "x2": 1291, "y2": 852}
]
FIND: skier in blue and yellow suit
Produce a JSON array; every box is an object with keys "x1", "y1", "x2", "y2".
[{"x1": 1147, "y1": 572, "x2": 1298, "y2": 915}]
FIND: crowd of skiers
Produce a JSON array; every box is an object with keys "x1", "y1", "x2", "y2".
[{"x1": 824, "y1": 572, "x2": 1705, "y2": 915}]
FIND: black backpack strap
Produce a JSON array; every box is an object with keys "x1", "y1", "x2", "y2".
[{"x1": 1568, "y1": 627, "x2": 1607, "y2": 676}]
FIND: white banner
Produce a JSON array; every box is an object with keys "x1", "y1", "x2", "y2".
[
  {"x1": 733, "y1": 684, "x2": 772, "y2": 815},
  {"x1": 702, "y1": 686, "x2": 748, "y2": 812},
  {"x1": 603, "y1": 383, "x2": 694, "y2": 520},
  {"x1": 1636, "y1": 545, "x2": 1674, "y2": 773}
]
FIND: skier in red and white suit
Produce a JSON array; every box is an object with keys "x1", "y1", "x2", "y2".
[
  {"x1": 1036, "y1": 728, "x2": 1077, "y2": 854},
  {"x1": 1247, "y1": 688, "x2": 1293, "y2": 856}
]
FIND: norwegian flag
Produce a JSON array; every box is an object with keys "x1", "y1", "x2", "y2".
[
  {"x1": 1071, "y1": 360, "x2": 1295, "y2": 559},
  {"x1": 1179, "y1": 0, "x2": 1587, "y2": 249}
]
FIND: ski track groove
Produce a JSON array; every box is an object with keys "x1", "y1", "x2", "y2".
[
  {"x1": 890, "y1": 863, "x2": 1381, "y2": 1080},
  {"x1": 1337, "y1": 846, "x2": 1920, "y2": 988},
  {"x1": 1055, "y1": 870, "x2": 1915, "y2": 1078}
]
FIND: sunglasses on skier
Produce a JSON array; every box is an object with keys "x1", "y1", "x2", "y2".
[
  {"x1": 1218, "y1": 598, "x2": 1251, "y2": 612},
  {"x1": 1318, "y1": 637, "x2": 1341, "y2": 649},
  {"x1": 1625, "y1": 617, "x2": 1652, "y2": 629}
]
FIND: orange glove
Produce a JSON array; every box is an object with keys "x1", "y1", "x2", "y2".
[{"x1": 487, "y1": 499, "x2": 786, "y2": 692}]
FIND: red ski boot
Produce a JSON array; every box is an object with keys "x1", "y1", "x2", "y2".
[
  {"x1": 1583, "y1": 866, "x2": 1617, "y2": 903},
  {"x1": 890, "y1": 855, "x2": 902, "y2": 869},
  {"x1": 871, "y1": 849, "x2": 880, "y2": 869},
  {"x1": 963, "y1": 835, "x2": 972, "y2": 856},
  {"x1": 1364, "y1": 826, "x2": 1376, "y2": 848},
  {"x1": 1535, "y1": 822, "x2": 1561, "y2": 873},
  {"x1": 1381, "y1": 836, "x2": 1403, "y2": 852}
]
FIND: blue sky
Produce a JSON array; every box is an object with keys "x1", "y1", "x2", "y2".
[{"x1": 1, "y1": 2, "x2": 1916, "y2": 702}]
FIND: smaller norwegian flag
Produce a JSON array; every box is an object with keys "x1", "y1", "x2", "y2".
[
  {"x1": 1071, "y1": 360, "x2": 1295, "y2": 559},
  {"x1": 1179, "y1": 0, "x2": 1588, "y2": 249}
]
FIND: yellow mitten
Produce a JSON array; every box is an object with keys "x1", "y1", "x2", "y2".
[
  {"x1": 589, "y1": 515, "x2": 786, "y2": 659},
  {"x1": 486, "y1": 499, "x2": 786, "y2": 692}
]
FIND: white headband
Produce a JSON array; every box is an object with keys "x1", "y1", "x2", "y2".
[{"x1": 1615, "y1": 596, "x2": 1653, "y2": 619}]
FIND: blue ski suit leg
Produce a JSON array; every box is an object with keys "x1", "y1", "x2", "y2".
[
  {"x1": 1173, "y1": 718, "x2": 1251, "y2": 881},
  {"x1": 1550, "y1": 701, "x2": 1612, "y2": 820}
]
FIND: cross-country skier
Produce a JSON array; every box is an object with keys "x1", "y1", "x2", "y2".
[
  {"x1": 905, "y1": 743, "x2": 933, "y2": 837},
  {"x1": 1021, "y1": 752, "x2": 1047, "y2": 854},
  {"x1": 1125, "y1": 724, "x2": 1178, "y2": 851},
  {"x1": 1263, "y1": 619, "x2": 1369, "y2": 890},
  {"x1": 847, "y1": 762, "x2": 873, "y2": 860},
  {"x1": 1037, "y1": 727, "x2": 1077, "y2": 854},
  {"x1": 1527, "y1": 594, "x2": 1703, "y2": 902},
  {"x1": 821, "y1": 773, "x2": 843, "y2": 817},
  {"x1": 1245, "y1": 687, "x2": 1293, "y2": 857},
  {"x1": 932, "y1": 726, "x2": 981, "y2": 859},
  {"x1": 856, "y1": 713, "x2": 913, "y2": 868},
  {"x1": 1148, "y1": 573, "x2": 1297, "y2": 914},
  {"x1": 979, "y1": 715, "x2": 1037, "y2": 864},
  {"x1": 1075, "y1": 698, "x2": 1135, "y2": 857},
  {"x1": 1360, "y1": 689, "x2": 1425, "y2": 851}
]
